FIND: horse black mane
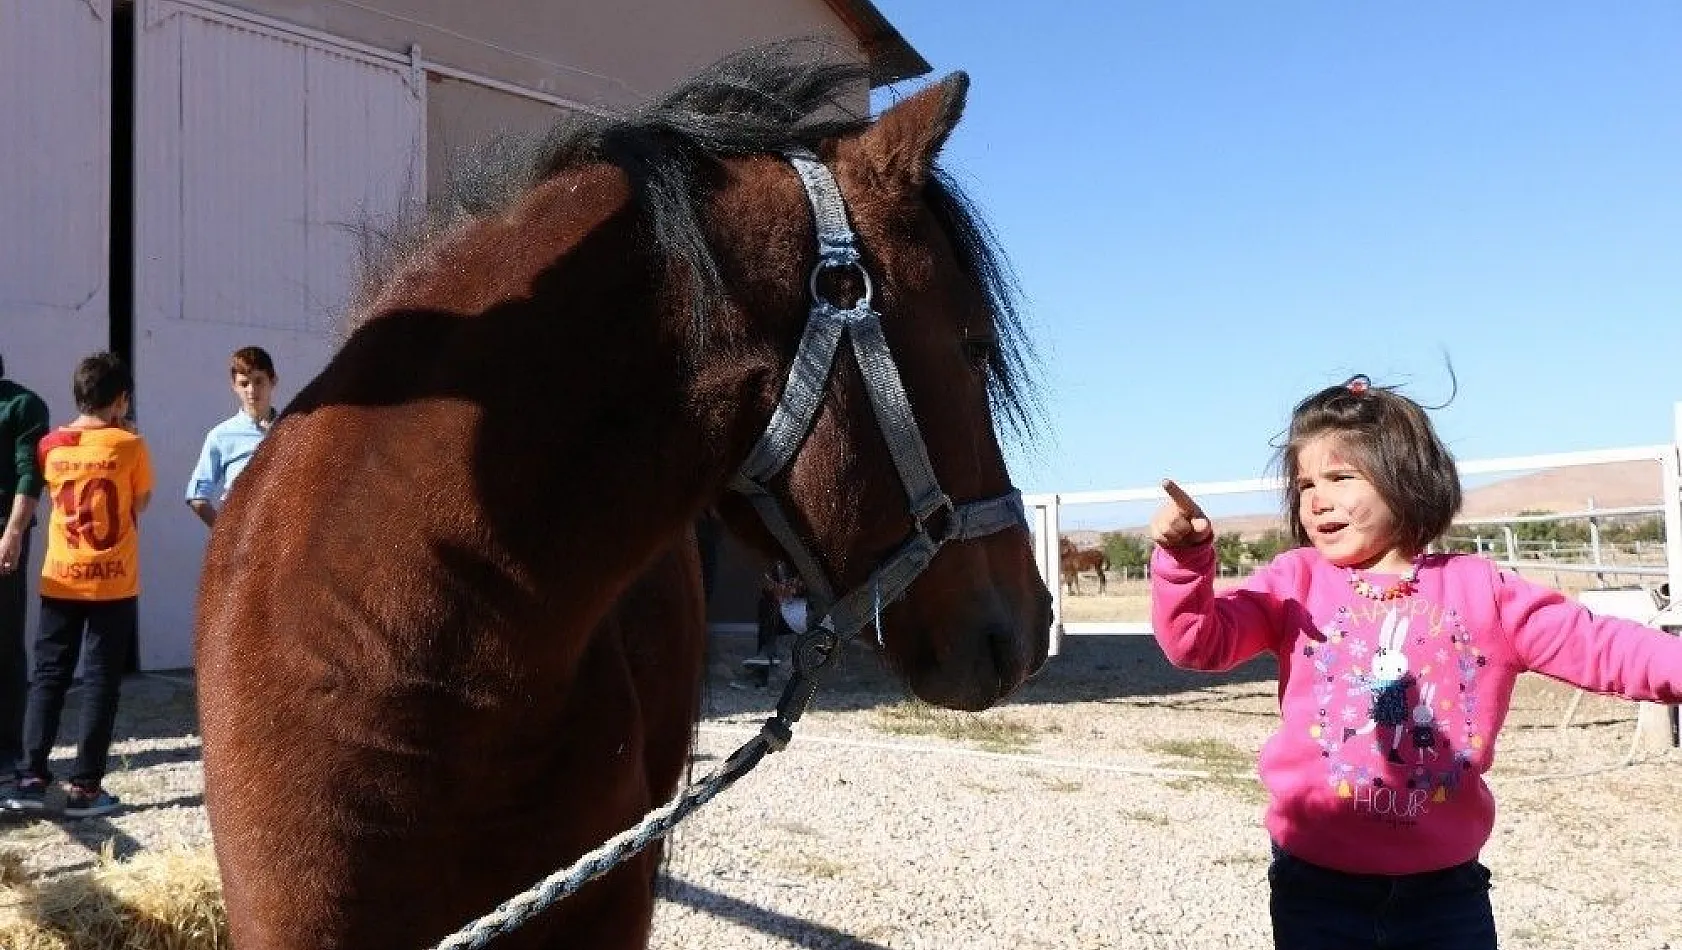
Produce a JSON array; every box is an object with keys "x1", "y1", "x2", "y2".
[{"x1": 367, "y1": 40, "x2": 1038, "y2": 435}]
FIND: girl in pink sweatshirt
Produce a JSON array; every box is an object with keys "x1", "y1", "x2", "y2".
[{"x1": 1149, "y1": 374, "x2": 1682, "y2": 950}]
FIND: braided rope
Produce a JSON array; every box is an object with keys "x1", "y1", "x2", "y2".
[{"x1": 429, "y1": 727, "x2": 779, "y2": 950}]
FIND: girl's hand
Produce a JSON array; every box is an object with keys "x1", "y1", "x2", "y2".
[{"x1": 1149, "y1": 479, "x2": 1213, "y2": 549}]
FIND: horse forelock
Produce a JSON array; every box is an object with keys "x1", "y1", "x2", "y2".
[
  {"x1": 354, "y1": 42, "x2": 871, "y2": 326},
  {"x1": 346, "y1": 40, "x2": 1041, "y2": 443},
  {"x1": 921, "y1": 170, "x2": 1040, "y2": 441}
]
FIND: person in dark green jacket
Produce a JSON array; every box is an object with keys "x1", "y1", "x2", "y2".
[{"x1": 0, "y1": 353, "x2": 49, "y2": 796}]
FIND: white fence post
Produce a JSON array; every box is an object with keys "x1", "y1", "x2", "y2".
[
  {"x1": 1631, "y1": 404, "x2": 1681, "y2": 749},
  {"x1": 1666, "y1": 402, "x2": 1682, "y2": 613},
  {"x1": 1047, "y1": 494, "x2": 1063, "y2": 657},
  {"x1": 1022, "y1": 492, "x2": 1063, "y2": 657},
  {"x1": 1587, "y1": 497, "x2": 1603, "y2": 585}
]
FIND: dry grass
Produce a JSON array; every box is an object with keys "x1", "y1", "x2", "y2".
[
  {"x1": 1151, "y1": 737, "x2": 1269, "y2": 804},
  {"x1": 1058, "y1": 576, "x2": 1253, "y2": 623},
  {"x1": 1057, "y1": 587, "x2": 1151, "y2": 623},
  {"x1": 0, "y1": 845, "x2": 225, "y2": 950},
  {"x1": 1147, "y1": 737, "x2": 1255, "y2": 771},
  {"x1": 0, "y1": 849, "x2": 28, "y2": 889},
  {"x1": 872, "y1": 700, "x2": 1039, "y2": 752}
]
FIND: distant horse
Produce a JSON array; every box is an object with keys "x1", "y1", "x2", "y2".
[
  {"x1": 195, "y1": 46, "x2": 1051, "y2": 950},
  {"x1": 1059, "y1": 537, "x2": 1110, "y2": 595}
]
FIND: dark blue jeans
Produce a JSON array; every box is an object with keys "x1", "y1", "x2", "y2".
[
  {"x1": 19, "y1": 596, "x2": 135, "y2": 787},
  {"x1": 1269, "y1": 844, "x2": 1497, "y2": 949}
]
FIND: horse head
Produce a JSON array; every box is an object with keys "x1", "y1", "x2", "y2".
[{"x1": 697, "y1": 62, "x2": 1051, "y2": 711}]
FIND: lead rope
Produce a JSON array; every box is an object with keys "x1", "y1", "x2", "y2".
[
  {"x1": 430, "y1": 730, "x2": 780, "y2": 950},
  {"x1": 428, "y1": 651, "x2": 833, "y2": 950}
]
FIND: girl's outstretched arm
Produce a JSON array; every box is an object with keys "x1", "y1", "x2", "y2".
[{"x1": 1495, "y1": 565, "x2": 1682, "y2": 702}]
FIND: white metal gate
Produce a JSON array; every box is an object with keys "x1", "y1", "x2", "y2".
[
  {"x1": 134, "y1": 0, "x2": 425, "y2": 669},
  {"x1": 1028, "y1": 407, "x2": 1682, "y2": 742}
]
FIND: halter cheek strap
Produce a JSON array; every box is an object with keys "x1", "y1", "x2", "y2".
[{"x1": 729, "y1": 147, "x2": 1027, "y2": 733}]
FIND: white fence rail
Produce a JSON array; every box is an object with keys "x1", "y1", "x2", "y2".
[{"x1": 1027, "y1": 402, "x2": 1682, "y2": 655}]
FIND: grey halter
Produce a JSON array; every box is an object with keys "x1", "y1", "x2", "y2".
[
  {"x1": 730, "y1": 147, "x2": 1028, "y2": 735},
  {"x1": 427, "y1": 147, "x2": 1033, "y2": 950}
]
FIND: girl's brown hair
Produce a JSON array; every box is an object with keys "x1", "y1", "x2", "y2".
[{"x1": 1274, "y1": 375, "x2": 1462, "y2": 555}]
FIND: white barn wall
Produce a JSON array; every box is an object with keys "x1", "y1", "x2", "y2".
[
  {"x1": 134, "y1": 0, "x2": 423, "y2": 669},
  {"x1": 0, "y1": 0, "x2": 112, "y2": 639},
  {"x1": 0, "y1": 0, "x2": 111, "y2": 409},
  {"x1": 8, "y1": 0, "x2": 908, "y2": 668},
  {"x1": 208, "y1": 0, "x2": 865, "y2": 111}
]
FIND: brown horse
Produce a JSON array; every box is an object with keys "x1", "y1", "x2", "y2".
[
  {"x1": 195, "y1": 46, "x2": 1051, "y2": 950},
  {"x1": 1059, "y1": 537, "x2": 1110, "y2": 595}
]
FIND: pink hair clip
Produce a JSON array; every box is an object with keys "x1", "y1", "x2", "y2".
[{"x1": 1345, "y1": 375, "x2": 1372, "y2": 395}]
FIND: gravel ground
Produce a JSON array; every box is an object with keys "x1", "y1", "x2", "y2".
[{"x1": 3, "y1": 635, "x2": 1680, "y2": 949}]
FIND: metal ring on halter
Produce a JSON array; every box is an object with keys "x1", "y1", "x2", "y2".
[
  {"x1": 914, "y1": 493, "x2": 959, "y2": 545},
  {"x1": 808, "y1": 259, "x2": 874, "y2": 311},
  {"x1": 791, "y1": 624, "x2": 840, "y2": 675}
]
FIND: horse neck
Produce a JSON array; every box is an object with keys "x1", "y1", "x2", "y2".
[{"x1": 337, "y1": 166, "x2": 738, "y2": 604}]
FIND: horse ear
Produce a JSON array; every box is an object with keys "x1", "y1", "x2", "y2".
[{"x1": 856, "y1": 71, "x2": 969, "y2": 188}]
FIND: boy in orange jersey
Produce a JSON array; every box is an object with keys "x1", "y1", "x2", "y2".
[{"x1": 3, "y1": 354, "x2": 151, "y2": 818}]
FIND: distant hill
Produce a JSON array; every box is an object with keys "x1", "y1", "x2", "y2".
[
  {"x1": 1061, "y1": 460, "x2": 1664, "y2": 546},
  {"x1": 1458, "y1": 460, "x2": 1661, "y2": 518}
]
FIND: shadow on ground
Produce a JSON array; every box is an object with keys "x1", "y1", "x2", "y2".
[
  {"x1": 114, "y1": 635, "x2": 1282, "y2": 748},
  {"x1": 657, "y1": 874, "x2": 894, "y2": 950},
  {"x1": 700, "y1": 631, "x2": 1278, "y2": 722},
  {"x1": 108, "y1": 672, "x2": 202, "y2": 745}
]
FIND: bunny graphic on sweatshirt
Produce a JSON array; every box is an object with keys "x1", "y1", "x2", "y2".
[{"x1": 1346, "y1": 608, "x2": 1415, "y2": 764}]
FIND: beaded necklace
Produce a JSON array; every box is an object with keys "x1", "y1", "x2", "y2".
[{"x1": 1346, "y1": 557, "x2": 1423, "y2": 601}]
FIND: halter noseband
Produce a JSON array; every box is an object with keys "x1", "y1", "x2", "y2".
[{"x1": 729, "y1": 147, "x2": 1027, "y2": 736}]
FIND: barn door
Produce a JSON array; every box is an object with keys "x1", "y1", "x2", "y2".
[
  {"x1": 0, "y1": 0, "x2": 112, "y2": 648},
  {"x1": 133, "y1": 0, "x2": 424, "y2": 669},
  {"x1": 0, "y1": 0, "x2": 112, "y2": 410}
]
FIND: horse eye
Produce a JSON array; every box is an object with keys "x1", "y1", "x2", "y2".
[{"x1": 960, "y1": 337, "x2": 996, "y2": 371}]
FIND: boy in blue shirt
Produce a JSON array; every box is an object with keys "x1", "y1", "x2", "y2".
[{"x1": 186, "y1": 347, "x2": 277, "y2": 529}]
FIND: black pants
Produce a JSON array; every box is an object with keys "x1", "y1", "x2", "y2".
[
  {"x1": 1269, "y1": 844, "x2": 1497, "y2": 949},
  {"x1": 20, "y1": 596, "x2": 135, "y2": 787},
  {"x1": 0, "y1": 530, "x2": 29, "y2": 772}
]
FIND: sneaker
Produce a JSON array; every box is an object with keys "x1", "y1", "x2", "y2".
[
  {"x1": 4, "y1": 777, "x2": 48, "y2": 812},
  {"x1": 63, "y1": 784, "x2": 120, "y2": 819}
]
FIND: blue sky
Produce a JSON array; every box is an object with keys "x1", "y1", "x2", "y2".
[{"x1": 870, "y1": 3, "x2": 1681, "y2": 520}]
